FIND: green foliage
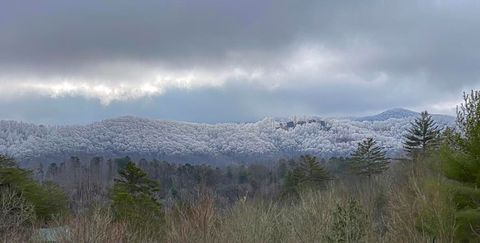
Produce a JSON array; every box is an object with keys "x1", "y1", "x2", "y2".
[
  {"x1": 350, "y1": 138, "x2": 389, "y2": 178},
  {"x1": 283, "y1": 155, "x2": 330, "y2": 196},
  {"x1": 326, "y1": 198, "x2": 367, "y2": 243},
  {"x1": 403, "y1": 111, "x2": 440, "y2": 157},
  {"x1": 440, "y1": 90, "x2": 480, "y2": 240},
  {"x1": 111, "y1": 160, "x2": 164, "y2": 225},
  {"x1": 455, "y1": 208, "x2": 480, "y2": 240},
  {"x1": 0, "y1": 156, "x2": 67, "y2": 222}
]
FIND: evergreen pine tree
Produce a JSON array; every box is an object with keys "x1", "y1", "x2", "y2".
[
  {"x1": 403, "y1": 111, "x2": 440, "y2": 156},
  {"x1": 440, "y1": 90, "x2": 480, "y2": 240},
  {"x1": 0, "y1": 155, "x2": 67, "y2": 221},
  {"x1": 350, "y1": 138, "x2": 389, "y2": 178},
  {"x1": 296, "y1": 155, "x2": 331, "y2": 187},
  {"x1": 111, "y1": 160, "x2": 164, "y2": 224},
  {"x1": 283, "y1": 155, "x2": 330, "y2": 196}
]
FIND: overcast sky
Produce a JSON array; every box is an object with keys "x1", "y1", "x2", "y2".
[{"x1": 1, "y1": 0, "x2": 479, "y2": 124}]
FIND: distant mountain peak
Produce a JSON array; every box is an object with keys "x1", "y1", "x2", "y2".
[
  {"x1": 356, "y1": 108, "x2": 419, "y2": 121},
  {"x1": 385, "y1": 107, "x2": 417, "y2": 113},
  {"x1": 378, "y1": 108, "x2": 418, "y2": 117}
]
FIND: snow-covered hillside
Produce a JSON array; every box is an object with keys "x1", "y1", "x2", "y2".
[{"x1": 0, "y1": 109, "x2": 455, "y2": 164}]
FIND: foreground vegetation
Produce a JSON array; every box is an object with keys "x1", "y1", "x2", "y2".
[{"x1": 2, "y1": 91, "x2": 480, "y2": 242}]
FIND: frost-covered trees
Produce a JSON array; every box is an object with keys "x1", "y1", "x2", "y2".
[
  {"x1": 0, "y1": 114, "x2": 454, "y2": 164},
  {"x1": 403, "y1": 111, "x2": 440, "y2": 157},
  {"x1": 350, "y1": 138, "x2": 389, "y2": 178}
]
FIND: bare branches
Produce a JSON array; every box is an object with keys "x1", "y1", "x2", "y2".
[{"x1": 0, "y1": 187, "x2": 35, "y2": 234}]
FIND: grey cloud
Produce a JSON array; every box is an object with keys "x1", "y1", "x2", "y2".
[
  {"x1": 0, "y1": 0, "x2": 312, "y2": 70},
  {"x1": 2, "y1": 1, "x2": 479, "y2": 81},
  {"x1": 2, "y1": 1, "x2": 478, "y2": 70},
  {"x1": 0, "y1": 0, "x2": 479, "y2": 122}
]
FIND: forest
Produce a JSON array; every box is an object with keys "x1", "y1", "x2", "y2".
[{"x1": 1, "y1": 91, "x2": 480, "y2": 242}]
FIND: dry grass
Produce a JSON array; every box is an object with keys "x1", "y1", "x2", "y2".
[
  {"x1": 165, "y1": 183, "x2": 386, "y2": 243},
  {"x1": 166, "y1": 193, "x2": 218, "y2": 243},
  {"x1": 59, "y1": 207, "x2": 127, "y2": 243},
  {"x1": 384, "y1": 161, "x2": 456, "y2": 242}
]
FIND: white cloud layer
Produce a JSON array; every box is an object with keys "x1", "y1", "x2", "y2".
[{"x1": 0, "y1": 44, "x2": 364, "y2": 104}]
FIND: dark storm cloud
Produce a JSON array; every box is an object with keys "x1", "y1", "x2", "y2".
[
  {"x1": 1, "y1": 1, "x2": 479, "y2": 74},
  {"x1": 0, "y1": 0, "x2": 312, "y2": 69},
  {"x1": 1, "y1": 0, "x2": 480, "y2": 122}
]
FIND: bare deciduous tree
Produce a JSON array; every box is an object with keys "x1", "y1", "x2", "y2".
[{"x1": 0, "y1": 187, "x2": 35, "y2": 241}]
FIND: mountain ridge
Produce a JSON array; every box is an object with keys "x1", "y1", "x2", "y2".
[
  {"x1": 0, "y1": 108, "x2": 455, "y2": 165},
  {"x1": 0, "y1": 108, "x2": 455, "y2": 126}
]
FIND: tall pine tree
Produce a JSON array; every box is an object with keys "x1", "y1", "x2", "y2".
[
  {"x1": 111, "y1": 160, "x2": 164, "y2": 224},
  {"x1": 441, "y1": 90, "x2": 480, "y2": 240},
  {"x1": 350, "y1": 138, "x2": 389, "y2": 178},
  {"x1": 283, "y1": 155, "x2": 330, "y2": 196},
  {"x1": 403, "y1": 111, "x2": 440, "y2": 157}
]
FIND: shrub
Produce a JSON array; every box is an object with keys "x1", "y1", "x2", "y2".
[{"x1": 326, "y1": 198, "x2": 367, "y2": 242}]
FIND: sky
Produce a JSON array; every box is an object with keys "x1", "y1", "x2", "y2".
[{"x1": 1, "y1": 0, "x2": 480, "y2": 124}]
